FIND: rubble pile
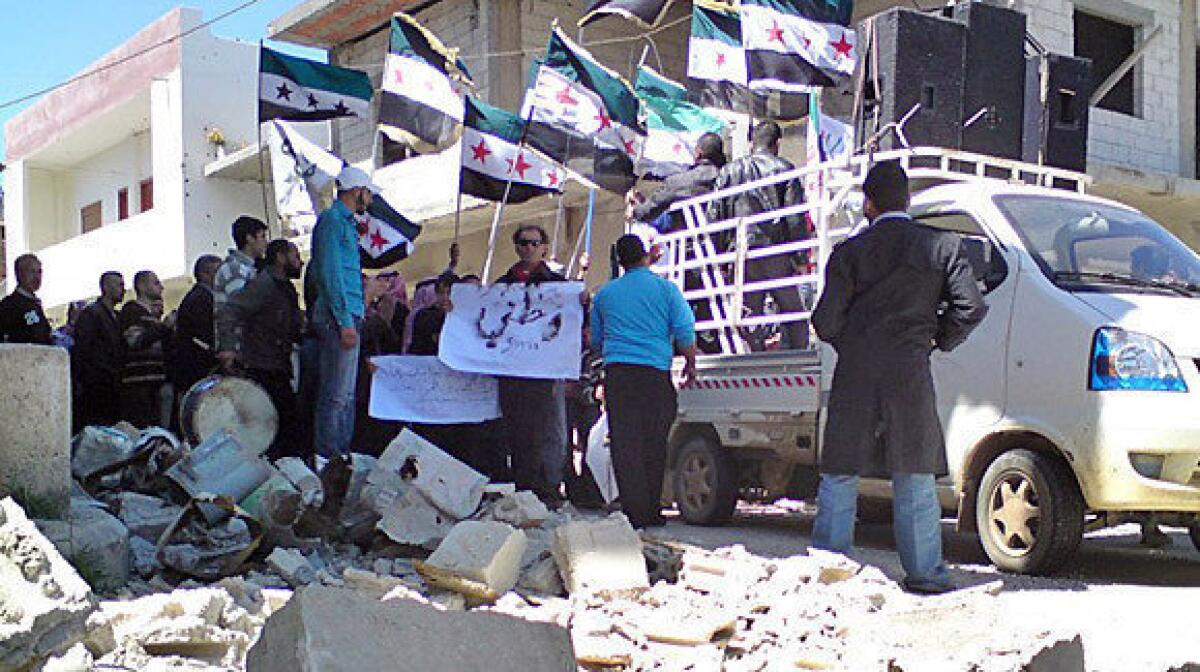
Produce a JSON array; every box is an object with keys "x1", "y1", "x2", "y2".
[{"x1": 1, "y1": 423, "x2": 1091, "y2": 671}]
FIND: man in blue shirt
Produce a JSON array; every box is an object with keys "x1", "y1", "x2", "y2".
[
  {"x1": 591, "y1": 234, "x2": 697, "y2": 528},
  {"x1": 310, "y1": 166, "x2": 372, "y2": 458}
]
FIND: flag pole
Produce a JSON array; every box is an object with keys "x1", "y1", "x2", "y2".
[{"x1": 256, "y1": 42, "x2": 273, "y2": 229}]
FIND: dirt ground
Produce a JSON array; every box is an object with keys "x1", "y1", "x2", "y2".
[{"x1": 649, "y1": 502, "x2": 1200, "y2": 672}]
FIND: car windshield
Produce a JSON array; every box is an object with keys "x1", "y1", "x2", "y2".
[{"x1": 994, "y1": 195, "x2": 1200, "y2": 295}]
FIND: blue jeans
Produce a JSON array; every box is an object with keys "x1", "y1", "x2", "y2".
[
  {"x1": 315, "y1": 312, "x2": 361, "y2": 458},
  {"x1": 811, "y1": 473, "x2": 951, "y2": 585}
]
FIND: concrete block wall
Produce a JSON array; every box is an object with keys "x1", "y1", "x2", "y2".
[{"x1": 1014, "y1": 0, "x2": 1182, "y2": 174}]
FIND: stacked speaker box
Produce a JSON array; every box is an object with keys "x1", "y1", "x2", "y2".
[
  {"x1": 950, "y1": 1, "x2": 1028, "y2": 159},
  {"x1": 1023, "y1": 53, "x2": 1093, "y2": 172},
  {"x1": 868, "y1": 7, "x2": 967, "y2": 152}
]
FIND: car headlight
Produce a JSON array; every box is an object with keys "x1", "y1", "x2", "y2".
[{"x1": 1089, "y1": 327, "x2": 1188, "y2": 392}]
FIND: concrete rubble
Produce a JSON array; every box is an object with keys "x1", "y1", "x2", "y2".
[
  {"x1": 0, "y1": 345, "x2": 72, "y2": 517},
  {"x1": 246, "y1": 585, "x2": 576, "y2": 672},
  {"x1": 0, "y1": 497, "x2": 96, "y2": 672},
  {"x1": 0, "y1": 418, "x2": 1123, "y2": 671}
]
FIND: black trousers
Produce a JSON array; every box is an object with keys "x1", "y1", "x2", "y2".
[
  {"x1": 246, "y1": 368, "x2": 305, "y2": 461},
  {"x1": 605, "y1": 364, "x2": 677, "y2": 528},
  {"x1": 744, "y1": 253, "x2": 809, "y2": 350},
  {"x1": 563, "y1": 399, "x2": 603, "y2": 507},
  {"x1": 499, "y1": 378, "x2": 566, "y2": 502}
]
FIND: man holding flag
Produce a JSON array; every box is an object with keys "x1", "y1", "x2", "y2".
[{"x1": 310, "y1": 166, "x2": 374, "y2": 459}]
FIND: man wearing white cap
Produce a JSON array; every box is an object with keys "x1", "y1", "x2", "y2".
[{"x1": 310, "y1": 165, "x2": 374, "y2": 457}]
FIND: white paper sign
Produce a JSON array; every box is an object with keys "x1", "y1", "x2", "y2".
[
  {"x1": 368, "y1": 355, "x2": 500, "y2": 424},
  {"x1": 440, "y1": 282, "x2": 584, "y2": 380}
]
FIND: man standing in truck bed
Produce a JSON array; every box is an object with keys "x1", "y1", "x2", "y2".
[{"x1": 810, "y1": 161, "x2": 987, "y2": 594}]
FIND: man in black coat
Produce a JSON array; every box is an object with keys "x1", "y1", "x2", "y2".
[
  {"x1": 0, "y1": 254, "x2": 52, "y2": 345},
  {"x1": 810, "y1": 161, "x2": 988, "y2": 594},
  {"x1": 72, "y1": 271, "x2": 125, "y2": 431},
  {"x1": 216, "y1": 239, "x2": 306, "y2": 460},
  {"x1": 168, "y1": 255, "x2": 222, "y2": 402}
]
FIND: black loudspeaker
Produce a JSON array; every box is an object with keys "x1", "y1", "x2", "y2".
[
  {"x1": 1023, "y1": 53, "x2": 1092, "y2": 171},
  {"x1": 870, "y1": 8, "x2": 967, "y2": 151},
  {"x1": 951, "y1": 1, "x2": 1027, "y2": 159}
]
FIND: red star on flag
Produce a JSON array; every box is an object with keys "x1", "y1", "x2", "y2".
[
  {"x1": 546, "y1": 170, "x2": 560, "y2": 188},
  {"x1": 470, "y1": 139, "x2": 491, "y2": 163},
  {"x1": 623, "y1": 138, "x2": 638, "y2": 156},
  {"x1": 716, "y1": 52, "x2": 727, "y2": 67},
  {"x1": 556, "y1": 85, "x2": 578, "y2": 106},
  {"x1": 392, "y1": 68, "x2": 404, "y2": 85},
  {"x1": 595, "y1": 112, "x2": 612, "y2": 130},
  {"x1": 673, "y1": 142, "x2": 686, "y2": 156},
  {"x1": 507, "y1": 152, "x2": 533, "y2": 179},
  {"x1": 368, "y1": 227, "x2": 389, "y2": 251},
  {"x1": 831, "y1": 33, "x2": 854, "y2": 59},
  {"x1": 767, "y1": 20, "x2": 785, "y2": 43}
]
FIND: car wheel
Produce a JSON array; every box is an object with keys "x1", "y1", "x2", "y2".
[
  {"x1": 673, "y1": 435, "x2": 738, "y2": 526},
  {"x1": 975, "y1": 449, "x2": 1084, "y2": 574}
]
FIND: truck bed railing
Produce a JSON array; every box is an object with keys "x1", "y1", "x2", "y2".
[{"x1": 650, "y1": 147, "x2": 1090, "y2": 355}]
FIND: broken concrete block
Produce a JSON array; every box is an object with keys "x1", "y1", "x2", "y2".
[
  {"x1": 370, "y1": 430, "x2": 487, "y2": 519},
  {"x1": 376, "y1": 488, "x2": 455, "y2": 549},
  {"x1": 518, "y1": 554, "x2": 564, "y2": 596},
  {"x1": 490, "y1": 491, "x2": 551, "y2": 528},
  {"x1": 267, "y1": 548, "x2": 316, "y2": 588},
  {"x1": 35, "y1": 642, "x2": 93, "y2": 672},
  {"x1": 247, "y1": 586, "x2": 575, "y2": 671},
  {"x1": 35, "y1": 498, "x2": 131, "y2": 592},
  {"x1": 275, "y1": 457, "x2": 324, "y2": 509},
  {"x1": 0, "y1": 497, "x2": 96, "y2": 671},
  {"x1": 0, "y1": 345, "x2": 72, "y2": 516},
  {"x1": 807, "y1": 548, "x2": 860, "y2": 585},
  {"x1": 128, "y1": 537, "x2": 160, "y2": 578},
  {"x1": 551, "y1": 513, "x2": 648, "y2": 595},
  {"x1": 342, "y1": 568, "x2": 409, "y2": 600},
  {"x1": 416, "y1": 521, "x2": 527, "y2": 601},
  {"x1": 483, "y1": 483, "x2": 517, "y2": 497},
  {"x1": 116, "y1": 492, "x2": 182, "y2": 542}
]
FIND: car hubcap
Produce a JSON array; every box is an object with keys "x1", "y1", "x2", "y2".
[
  {"x1": 988, "y1": 474, "x2": 1040, "y2": 557},
  {"x1": 680, "y1": 452, "x2": 713, "y2": 511}
]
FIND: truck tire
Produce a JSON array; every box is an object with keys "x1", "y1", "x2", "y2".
[
  {"x1": 673, "y1": 435, "x2": 738, "y2": 525},
  {"x1": 975, "y1": 449, "x2": 1084, "y2": 575}
]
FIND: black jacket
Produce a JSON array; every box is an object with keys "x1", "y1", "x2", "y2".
[
  {"x1": 168, "y1": 283, "x2": 215, "y2": 391},
  {"x1": 812, "y1": 215, "x2": 988, "y2": 476},
  {"x1": 73, "y1": 300, "x2": 122, "y2": 390},
  {"x1": 217, "y1": 269, "x2": 304, "y2": 374},
  {"x1": 632, "y1": 160, "x2": 721, "y2": 228},
  {"x1": 0, "y1": 290, "x2": 52, "y2": 345},
  {"x1": 119, "y1": 301, "x2": 172, "y2": 388},
  {"x1": 497, "y1": 261, "x2": 566, "y2": 285},
  {"x1": 706, "y1": 151, "x2": 806, "y2": 248}
]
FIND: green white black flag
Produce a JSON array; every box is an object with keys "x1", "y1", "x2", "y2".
[
  {"x1": 259, "y1": 47, "x2": 373, "y2": 123},
  {"x1": 461, "y1": 97, "x2": 564, "y2": 204},
  {"x1": 634, "y1": 66, "x2": 727, "y2": 179}
]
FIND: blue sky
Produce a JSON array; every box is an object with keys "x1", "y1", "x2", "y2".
[{"x1": 0, "y1": 0, "x2": 325, "y2": 175}]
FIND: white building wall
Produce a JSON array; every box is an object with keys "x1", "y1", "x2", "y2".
[
  {"x1": 67, "y1": 131, "x2": 153, "y2": 226},
  {"x1": 1015, "y1": 0, "x2": 1182, "y2": 174}
]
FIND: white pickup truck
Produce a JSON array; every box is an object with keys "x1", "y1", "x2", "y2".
[{"x1": 655, "y1": 147, "x2": 1200, "y2": 574}]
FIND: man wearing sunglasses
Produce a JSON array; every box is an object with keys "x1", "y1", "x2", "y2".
[{"x1": 495, "y1": 224, "x2": 569, "y2": 505}]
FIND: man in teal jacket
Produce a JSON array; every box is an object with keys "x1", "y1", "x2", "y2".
[{"x1": 310, "y1": 166, "x2": 373, "y2": 457}]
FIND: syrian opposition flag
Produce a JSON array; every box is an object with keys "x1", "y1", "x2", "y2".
[
  {"x1": 740, "y1": 0, "x2": 857, "y2": 92},
  {"x1": 686, "y1": 2, "x2": 807, "y2": 120},
  {"x1": 259, "y1": 47, "x2": 373, "y2": 123},
  {"x1": 634, "y1": 66, "x2": 727, "y2": 179},
  {"x1": 461, "y1": 97, "x2": 564, "y2": 204},
  {"x1": 378, "y1": 13, "x2": 471, "y2": 153},
  {"x1": 357, "y1": 197, "x2": 422, "y2": 269},
  {"x1": 579, "y1": 0, "x2": 674, "y2": 28},
  {"x1": 521, "y1": 28, "x2": 646, "y2": 194}
]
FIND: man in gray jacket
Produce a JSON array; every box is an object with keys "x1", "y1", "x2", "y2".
[
  {"x1": 810, "y1": 161, "x2": 988, "y2": 594},
  {"x1": 217, "y1": 239, "x2": 306, "y2": 460},
  {"x1": 630, "y1": 132, "x2": 726, "y2": 231}
]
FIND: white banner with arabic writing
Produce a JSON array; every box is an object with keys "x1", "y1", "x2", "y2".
[
  {"x1": 439, "y1": 282, "x2": 584, "y2": 380},
  {"x1": 369, "y1": 355, "x2": 500, "y2": 424}
]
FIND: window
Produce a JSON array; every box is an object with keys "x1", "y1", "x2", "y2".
[
  {"x1": 81, "y1": 202, "x2": 102, "y2": 233},
  {"x1": 139, "y1": 178, "x2": 154, "y2": 212},
  {"x1": 915, "y1": 209, "x2": 1009, "y2": 294},
  {"x1": 117, "y1": 188, "x2": 129, "y2": 220},
  {"x1": 1073, "y1": 9, "x2": 1137, "y2": 116}
]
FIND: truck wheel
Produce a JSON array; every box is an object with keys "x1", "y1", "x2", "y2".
[
  {"x1": 976, "y1": 449, "x2": 1084, "y2": 574},
  {"x1": 673, "y1": 435, "x2": 738, "y2": 525}
]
